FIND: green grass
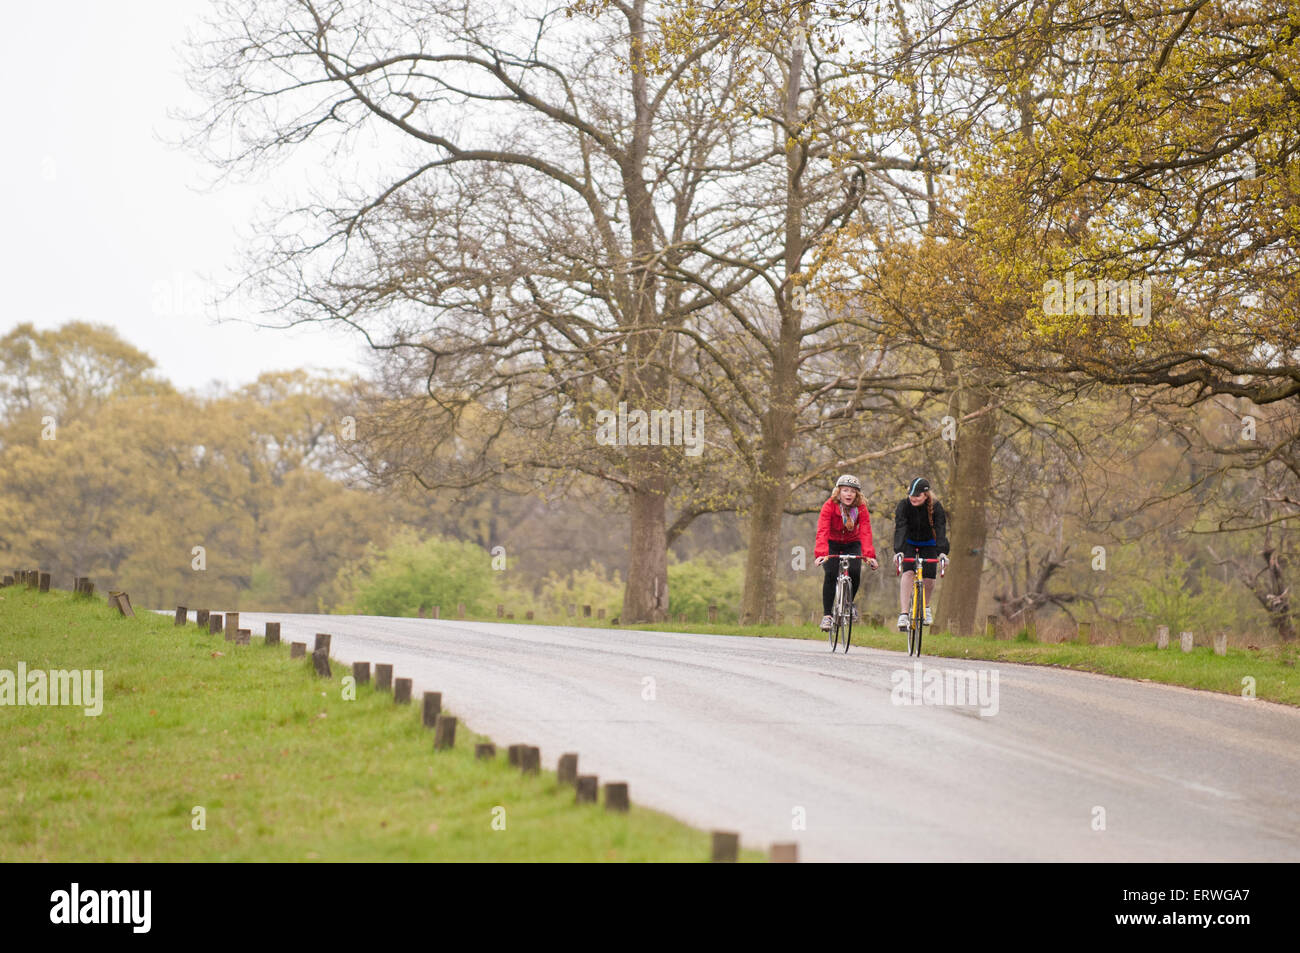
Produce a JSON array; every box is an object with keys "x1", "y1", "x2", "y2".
[
  {"x1": 456, "y1": 613, "x2": 1300, "y2": 708},
  {"x1": 0, "y1": 588, "x2": 764, "y2": 861}
]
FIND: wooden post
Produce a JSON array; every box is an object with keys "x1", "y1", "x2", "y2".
[
  {"x1": 353, "y1": 661, "x2": 371, "y2": 684},
  {"x1": 312, "y1": 647, "x2": 331, "y2": 677},
  {"x1": 314, "y1": 632, "x2": 331, "y2": 654},
  {"x1": 497, "y1": 603, "x2": 504, "y2": 618},
  {"x1": 557, "y1": 753, "x2": 578, "y2": 786},
  {"x1": 108, "y1": 591, "x2": 134, "y2": 617},
  {"x1": 235, "y1": 629, "x2": 251, "y2": 645},
  {"x1": 1025, "y1": 608, "x2": 1036, "y2": 641},
  {"x1": 431, "y1": 605, "x2": 440, "y2": 619},
  {"x1": 457, "y1": 603, "x2": 466, "y2": 619},
  {"x1": 264, "y1": 622, "x2": 280, "y2": 646},
  {"x1": 38, "y1": 572, "x2": 50, "y2": 592},
  {"x1": 196, "y1": 609, "x2": 209, "y2": 630},
  {"x1": 770, "y1": 843, "x2": 798, "y2": 863},
  {"x1": 1213, "y1": 633, "x2": 1228, "y2": 656},
  {"x1": 433, "y1": 715, "x2": 456, "y2": 750},
  {"x1": 375, "y1": 663, "x2": 393, "y2": 691},
  {"x1": 711, "y1": 831, "x2": 739, "y2": 862},
  {"x1": 1, "y1": 576, "x2": 11, "y2": 587},
  {"x1": 417, "y1": 606, "x2": 425, "y2": 619},
  {"x1": 604, "y1": 782, "x2": 629, "y2": 812},
  {"x1": 1180, "y1": 630, "x2": 1194, "y2": 652},
  {"x1": 597, "y1": 608, "x2": 605, "y2": 620},
  {"x1": 475, "y1": 743, "x2": 495, "y2": 760},
  {"x1": 422, "y1": 692, "x2": 441, "y2": 727},
  {"x1": 174, "y1": 606, "x2": 187, "y2": 626},
  {"x1": 708, "y1": 604, "x2": 718, "y2": 623},
  {"x1": 583, "y1": 604, "x2": 591, "y2": 618},
  {"x1": 290, "y1": 641, "x2": 306, "y2": 658},
  {"x1": 525, "y1": 610, "x2": 534, "y2": 620},
  {"x1": 506, "y1": 612, "x2": 514, "y2": 619},
  {"x1": 775, "y1": 611, "x2": 784, "y2": 626},
  {"x1": 520, "y1": 746, "x2": 540, "y2": 775},
  {"x1": 1156, "y1": 625, "x2": 1170, "y2": 649},
  {"x1": 575, "y1": 775, "x2": 598, "y2": 804},
  {"x1": 394, "y1": 677, "x2": 412, "y2": 704},
  {"x1": 1077, "y1": 621, "x2": 1092, "y2": 645},
  {"x1": 567, "y1": 603, "x2": 576, "y2": 617},
  {"x1": 678, "y1": 613, "x2": 686, "y2": 623},
  {"x1": 225, "y1": 612, "x2": 240, "y2": 641},
  {"x1": 508, "y1": 744, "x2": 524, "y2": 767},
  {"x1": 986, "y1": 615, "x2": 997, "y2": 640}
]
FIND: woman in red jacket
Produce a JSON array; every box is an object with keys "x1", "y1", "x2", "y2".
[{"x1": 814, "y1": 474, "x2": 878, "y2": 631}]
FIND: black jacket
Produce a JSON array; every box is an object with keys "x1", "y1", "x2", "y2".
[{"x1": 892, "y1": 498, "x2": 950, "y2": 556}]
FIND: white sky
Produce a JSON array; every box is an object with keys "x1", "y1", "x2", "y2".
[{"x1": 2, "y1": 0, "x2": 371, "y2": 391}]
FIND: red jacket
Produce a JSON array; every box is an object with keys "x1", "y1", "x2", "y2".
[{"x1": 815, "y1": 497, "x2": 876, "y2": 561}]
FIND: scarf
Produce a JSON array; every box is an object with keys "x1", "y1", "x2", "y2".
[{"x1": 839, "y1": 502, "x2": 859, "y2": 532}]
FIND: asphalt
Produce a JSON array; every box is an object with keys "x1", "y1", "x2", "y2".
[{"x1": 235, "y1": 613, "x2": 1300, "y2": 861}]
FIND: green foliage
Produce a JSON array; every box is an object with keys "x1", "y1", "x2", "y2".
[
  {"x1": 1111, "y1": 553, "x2": 1257, "y2": 637},
  {"x1": 522, "y1": 563, "x2": 625, "y2": 620},
  {"x1": 668, "y1": 551, "x2": 746, "y2": 622},
  {"x1": 333, "y1": 530, "x2": 495, "y2": 617}
]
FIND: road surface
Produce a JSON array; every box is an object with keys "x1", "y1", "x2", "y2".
[{"x1": 235, "y1": 613, "x2": 1300, "y2": 861}]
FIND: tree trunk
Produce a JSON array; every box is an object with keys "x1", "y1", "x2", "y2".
[
  {"x1": 624, "y1": 478, "x2": 669, "y2": 623},
  {"x1": 739, "y1": 444, "x2": 792, "y2": 623},
  {"x1": 941, "y1": 386, "x2": 997, "y2": 636},
  {"x1": 737, "y1": 13, "x2": 805, "y2": 626}
]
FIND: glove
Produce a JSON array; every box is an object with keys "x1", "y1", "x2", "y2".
[{"x1": 894, "y1": 553, "x2": 904, "y2": 573}]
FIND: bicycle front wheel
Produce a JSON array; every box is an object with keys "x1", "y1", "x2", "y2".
[
  {"x1": 829, "y1": 587, "x2": 841, "y2": 651},
  {"x1": 838, "y1": 576, "x2": 854, "y2": 652}
]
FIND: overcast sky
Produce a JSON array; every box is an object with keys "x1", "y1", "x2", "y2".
[{"x1": 3, "y1": 0, "x2": 371, "y2": 391}]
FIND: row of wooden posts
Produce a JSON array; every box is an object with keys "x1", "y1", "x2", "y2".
[
  {"x1": 171, "y1": 603, "x2": 792, "y2": 862},
  {"x1": 416, "y1": 603, "x2": 616, "y2": 623}
]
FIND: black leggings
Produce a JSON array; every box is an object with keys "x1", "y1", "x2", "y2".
[{"x1": 821, "y1": 541, "x2": 862, "y2": 614}]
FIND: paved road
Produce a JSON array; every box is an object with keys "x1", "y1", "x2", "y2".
[{"x1": 237, "y1": 613, "x2": 1300, "y2": 861}]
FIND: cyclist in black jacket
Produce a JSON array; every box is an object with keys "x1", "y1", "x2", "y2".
[{"x1": 892, "y1": 477, "x2": 950, "y2": 630}]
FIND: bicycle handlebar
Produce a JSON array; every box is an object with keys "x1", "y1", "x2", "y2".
[{"x1": 895, "y1": 554, "x2": 948, "y2": 577}]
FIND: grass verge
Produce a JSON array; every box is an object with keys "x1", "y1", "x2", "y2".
[{"x1": 0, "y1": 588, "x2": 763, "y2": 861}]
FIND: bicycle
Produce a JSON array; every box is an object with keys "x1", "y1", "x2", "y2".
[
  {"x1": 896, "y1": 553, "x2": 947, "y2": 657},
  {"x1": 826, "y1": 554, "x2": 868, "y2": 653}
]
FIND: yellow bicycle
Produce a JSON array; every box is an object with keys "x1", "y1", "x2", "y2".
[{"x1": 898, "y1": 554, "x2": 946, "y2": 657}]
